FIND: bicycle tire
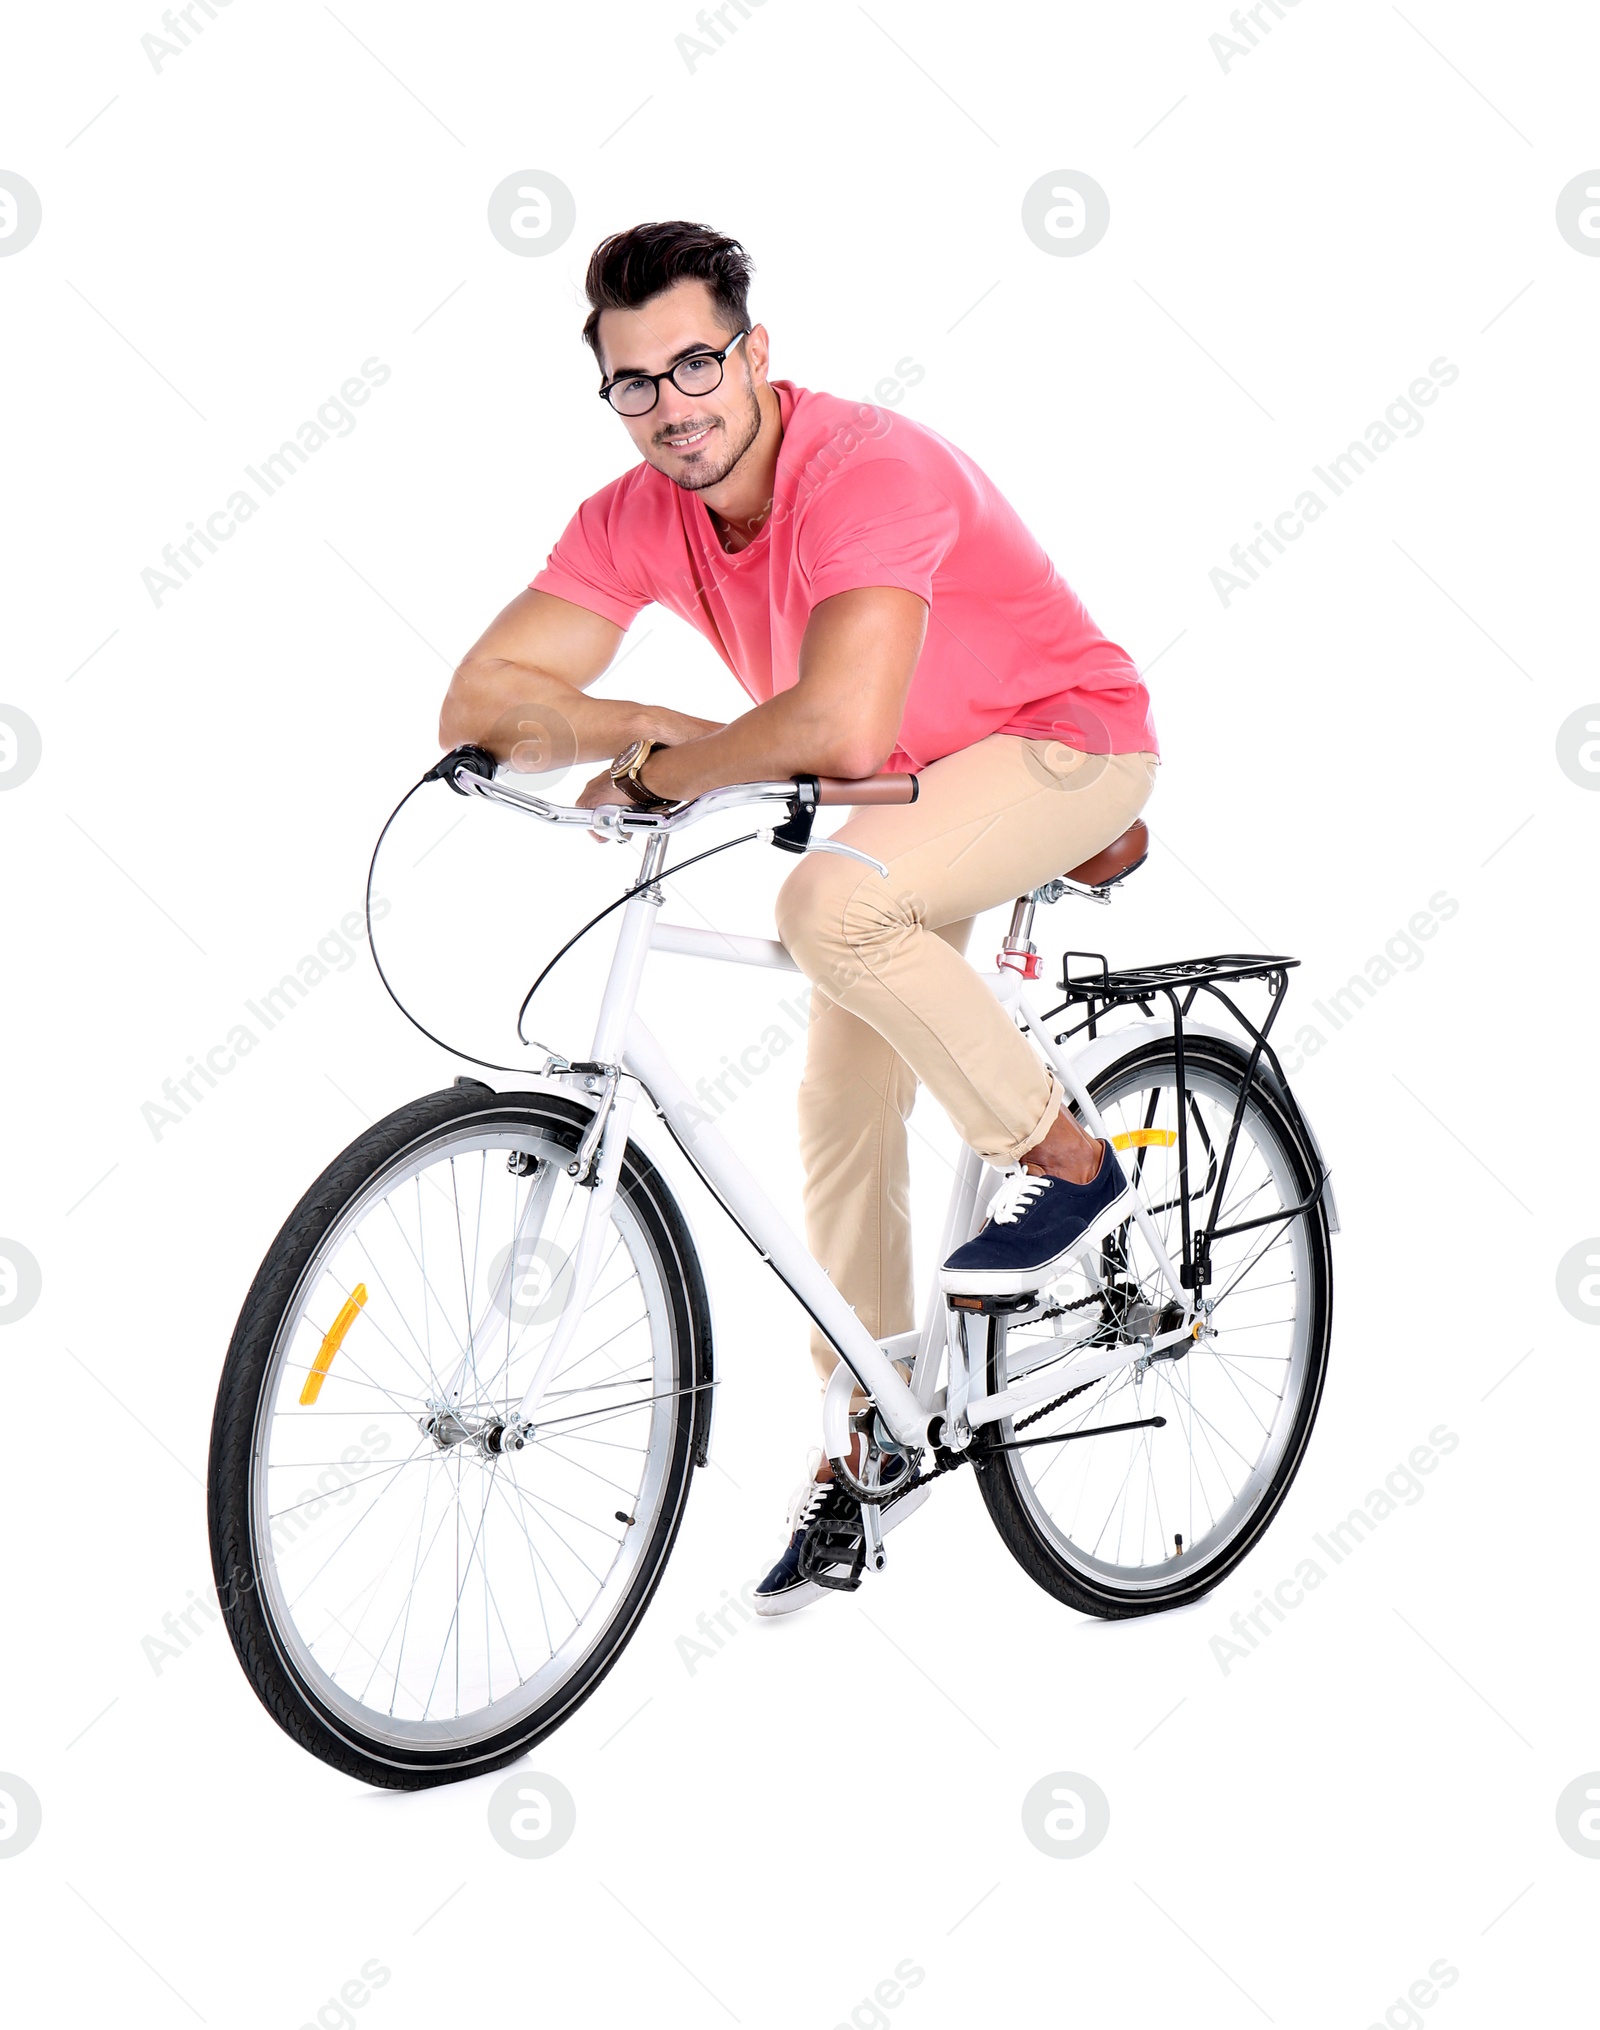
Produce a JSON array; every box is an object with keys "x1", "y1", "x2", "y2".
[
  {"x1": 207, "y1": 1083, "x2": 712, "y2": 1789},
  {"x1": 974, "y1": 1036, "x2": 1333, "y2": 1618}
]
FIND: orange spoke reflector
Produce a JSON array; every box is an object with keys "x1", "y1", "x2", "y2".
[
  {"x1": 1111, "y1": 1129, "x2": 1178, "y2": 1151},
  {"x1": 300, "y1": 1283, "x2": 368, "y2": 1406}
]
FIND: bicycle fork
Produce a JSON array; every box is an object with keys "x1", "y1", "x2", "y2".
[{"x1": 491, "y1": 838, "x2": 667, "y2": 1451}]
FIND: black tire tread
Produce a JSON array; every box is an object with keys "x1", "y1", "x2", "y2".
[
  {"x1": 207, "y1": 1085, "x2": 711, "y2": 1789},
  {"x1": 974, "y1": 1037, "x2": 1333, "y2": 1619}
]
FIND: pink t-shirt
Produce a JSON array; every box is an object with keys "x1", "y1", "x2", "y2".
[{"x1": 530, "y1": 379, "x2": 1157, "y2": 773}]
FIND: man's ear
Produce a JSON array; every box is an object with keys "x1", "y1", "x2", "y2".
[{"x1": 745, "y1": 323, "x2": 771, "y2": 388}]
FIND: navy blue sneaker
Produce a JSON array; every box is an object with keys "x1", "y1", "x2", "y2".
[
  {"x1": 939, "y1": 1141, "x2": 1133, "y2": 1297},
  {"x1": 752, "y1": 1451, "x2": 928, "y2": 1617}
]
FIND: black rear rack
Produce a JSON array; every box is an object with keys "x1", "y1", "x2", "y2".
[
  {"x1": 1059, "y1": 951, "x2": 1301, "y2": 1004},
  {"x1": 1041, "y1": 950, "x2": 1325, "y2": 1292}
]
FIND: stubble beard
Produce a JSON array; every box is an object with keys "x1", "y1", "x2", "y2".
[{"x1": 655, "y1": 375, "x2": 763, "y2": 494}]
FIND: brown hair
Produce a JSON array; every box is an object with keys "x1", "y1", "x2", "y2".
[{"x1": 581, "y1": 221, "x2": 754, "y2": 371}]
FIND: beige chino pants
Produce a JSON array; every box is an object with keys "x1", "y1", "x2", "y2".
[{"x1": 773, "y1": 735, "x2": 1158, "y2": 1387}]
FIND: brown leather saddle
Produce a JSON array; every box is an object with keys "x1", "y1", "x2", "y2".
[{"x1": 1062, "y1": 818, "x2": 1149, "y2": 890}]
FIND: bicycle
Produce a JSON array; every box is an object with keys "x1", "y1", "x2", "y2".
[{"x1": 207, "y1": 750, "x2": 1337, "y2": 1789}]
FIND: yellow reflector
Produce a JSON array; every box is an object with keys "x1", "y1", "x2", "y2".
[
  {"x1": 1111, "y1": 1129, "x2": 1178, "y2": 1151},
  {"x1": 300, "y1": 1283, "x2": 367, "y2": 1406}
]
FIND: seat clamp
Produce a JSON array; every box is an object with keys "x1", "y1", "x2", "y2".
[{"x1": 997, "y1": 946, "x2": 1042, "y2": 979}]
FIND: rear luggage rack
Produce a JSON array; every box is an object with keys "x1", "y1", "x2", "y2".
[
  {"x1": 1058, "y1": 952, "x2": 1300, "y2": 1006},
  {"x1": 1041, "y1": 950, "x2": 1327, "y2": 1293}
]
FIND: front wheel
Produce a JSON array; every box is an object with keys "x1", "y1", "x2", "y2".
[
  {"x1": 207, "y1": 1084, "x2": 712, "y2": 1789},
  {"x1": 975, "y1": 1037, "x2": 1333, "y2": 1618}
]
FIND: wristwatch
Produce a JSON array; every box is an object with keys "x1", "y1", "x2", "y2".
[{"x1": 608, "y1": 737, "x2": 674, "y2": 811}]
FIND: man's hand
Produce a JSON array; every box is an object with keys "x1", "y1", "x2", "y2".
[{"x1": 572, "y1": 765, "x2": 642, "y2": 815}]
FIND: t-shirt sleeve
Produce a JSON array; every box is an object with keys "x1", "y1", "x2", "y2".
[
  {"x1": 529, "y1": 481, "x2": 653, "y2": 630},
  {"x1": 796, "y1": 454, "x2": 959, "y2": 607}
]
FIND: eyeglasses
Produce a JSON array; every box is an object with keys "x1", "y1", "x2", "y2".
[{"x1": 598, "y1": 330, "x2": 750, "y2": 417}]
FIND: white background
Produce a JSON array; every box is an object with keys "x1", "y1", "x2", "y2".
[{"x1": 3, "y1": 1, "x2": 1598, "y2": 2024}]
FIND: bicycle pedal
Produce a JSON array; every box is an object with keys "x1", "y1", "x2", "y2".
[{"x1": 797, "y1": 1507, "x2": 868, "y2": 1592}]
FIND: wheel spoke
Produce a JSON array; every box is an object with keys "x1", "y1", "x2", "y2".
[
  {"x1": 997, "y1": 1049, "x2": 1326, "y2": 1595},
  {"x1": 238, "y1": 1118, "x2": 694, "y2": 1753}
]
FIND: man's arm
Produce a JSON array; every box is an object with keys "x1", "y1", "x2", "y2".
[
  {"x1": 439, "y1": 588, "x2": 724, "y2": 770},
  {"x1": 598, "y1": 586, "x2": 928, "y2": 806}
]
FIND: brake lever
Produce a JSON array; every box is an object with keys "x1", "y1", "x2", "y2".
[
  {"x1": 760, "y1": 777, "x2": 888, "y2": 877},
  {"x1": 798, "y1": 834, "x2": 889, "y2": 878},
  {"x1": 756, "y1": 823, "x2": 887, "y2": 878}
]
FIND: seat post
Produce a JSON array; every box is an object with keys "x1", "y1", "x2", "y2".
[{"x1": 998, "y1": 891, "x2": 1041, "y2": 977}]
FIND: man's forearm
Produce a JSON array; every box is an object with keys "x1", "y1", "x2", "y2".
[
  {"x1": 640, "y1": 685, "x2": 883, "y2": 802},
  {"x1": 440, "y1": 660, "x2": 657, "y2": 768}
]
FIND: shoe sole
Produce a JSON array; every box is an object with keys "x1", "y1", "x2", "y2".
[
  {"x1": 751, "y1": 1481, "x2": 932, "y2": 1617},
  {"x1": 937, "y1": 1182, "x2": 1137, "y2": 1297}
]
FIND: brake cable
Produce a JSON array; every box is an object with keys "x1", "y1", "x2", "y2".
[{"x1": 364, "y1": 761, "x2": 761, "y2": 1078}]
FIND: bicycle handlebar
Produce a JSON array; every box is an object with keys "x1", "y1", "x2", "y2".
[
  {"x1": 811, "y1": 773, "x2": 918, "y2": 805},
  {"x1": 429, "y1": 745, "x2": 918, "y2": 834}
]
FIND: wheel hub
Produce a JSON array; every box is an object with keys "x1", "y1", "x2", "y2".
[{"x1": 417, "y1": 1403, "x2": 528, "y2": 1456}]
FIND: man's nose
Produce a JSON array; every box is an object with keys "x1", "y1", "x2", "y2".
[{"x1": 656, "y1": 392, "x2": 706, "y2": 433}]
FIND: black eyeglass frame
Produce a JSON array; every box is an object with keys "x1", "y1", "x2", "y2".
[{"x1": 597, "y1": 330, "x2": 752, "y2": 416}]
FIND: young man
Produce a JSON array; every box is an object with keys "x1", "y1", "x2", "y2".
[{"x1": 439, "y1": 221, "x2": 1159, "y2": 1613}]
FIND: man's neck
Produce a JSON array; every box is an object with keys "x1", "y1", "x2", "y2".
[{"x1": 699, "y1": 382, "x2": 785, "y2": 551}]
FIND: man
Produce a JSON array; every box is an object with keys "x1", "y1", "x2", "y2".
[{"x1": 439, "y1": 221, "x2": 1159, "y2": 1614}]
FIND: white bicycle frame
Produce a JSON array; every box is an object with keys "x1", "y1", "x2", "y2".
[{"x1": 453, "y1": 769, "x2": 1198, "y2": 1461}]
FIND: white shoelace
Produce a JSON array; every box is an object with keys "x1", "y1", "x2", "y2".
[
  {"x1": 786, "y1": 1476, "x2": 831, "y2": 1535},
  {"x1": 987, "y1": 1171, "x2": 1053, "y2": 1226}
]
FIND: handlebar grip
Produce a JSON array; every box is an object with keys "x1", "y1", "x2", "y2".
[
  {"x1": 813, "y1": 773, "x2": 919, "y2": 806},
  {"x1": 427, "y1": 744, "x2": 497, "y2": 795}
]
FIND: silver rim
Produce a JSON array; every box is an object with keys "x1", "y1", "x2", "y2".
[
  {"x1": 249, "y1": 1123, "x2": 682, "y2": 1753},
  {"x1": 999, "y1": 1060, "x2": 1317, "y2": 1592}
]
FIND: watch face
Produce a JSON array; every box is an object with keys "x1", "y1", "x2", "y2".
[{"x1": 613, "y1": 738, "x2": 646, "y2": 776}]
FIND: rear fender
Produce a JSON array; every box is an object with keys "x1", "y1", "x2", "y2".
[{"x1": 1049, "y1": 1017, "x2": 1340, "y2": 1235}]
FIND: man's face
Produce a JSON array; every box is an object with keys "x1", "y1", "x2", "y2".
[{"x1": 596, "y1": 278, "x2": 767, "y2": 491}]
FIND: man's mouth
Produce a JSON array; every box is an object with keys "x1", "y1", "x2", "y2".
[{"x1": 661, "y1": 423, "x2": 715, "y2": 451}]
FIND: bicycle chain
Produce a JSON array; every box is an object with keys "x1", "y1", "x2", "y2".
[
  {"x1": 891, "y1": 1288, "x2": 1117, "y2": 1490},
  {"x1": 802, "y1": 1347, "x2": 1113, "y2": 1577}
]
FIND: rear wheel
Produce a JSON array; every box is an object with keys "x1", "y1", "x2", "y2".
[
  {"x1": 207, "y1": 1085, "x2": 711, "y2": 1788},
  {"x1": 975, "y1": 1037, "x2": 1332, "y2": 1617}
]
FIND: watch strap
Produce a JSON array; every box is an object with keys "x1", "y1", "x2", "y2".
[{"x1": 609, "y1": 738, "x2": 672, "y2": 810}]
